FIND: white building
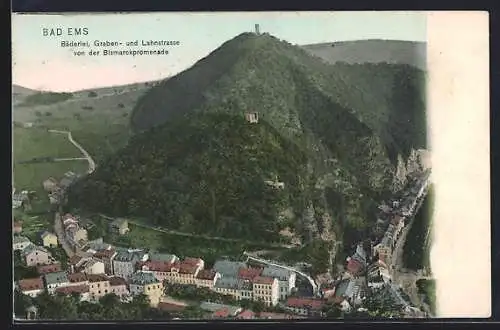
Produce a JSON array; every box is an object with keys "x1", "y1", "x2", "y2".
[
  {"x1": 261, "y1": 266, "x2": 296, "y2": 301},
  {"x1": 75, "y1": 258, "x2": 105, "y2": 275}
]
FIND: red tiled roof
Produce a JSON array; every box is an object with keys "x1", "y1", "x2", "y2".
[
  {"x1": 18, "y1": 277, "x2": 44, "y2": 291},
  {"x1": 36, "y1": 263, "x2": 62, "y2": 274},
  {"x1": 109, "y1": 276, "x2": 127, "y2": 286},
  {"x1": 157, "y1": 302, "x2": 186, "y2": 312},
  {"x1": 286, "y1": 297, "x2": 325, "y2": 310},
  {"x1": 252, "y1": 276, "x2": 275, "y2": 285},
  {"x1": 86, "y1": 274, "x2": 109, "y2": 283},
  {"x1": 55, "y1": 284, "x2": 89, "y2": 294},
  {"x1": 94, "y1": 249, "x2": 116, "y2": 259},
  {"x1": 196, "y1": 269, "x2": 217, "y2": 280},
  {"x1": 238, "y1": 267, "x2": 263, "y2": 280},
  {"x1": 68, "y1": 272, "x2": 88, "y2": 283},
  {"x1": 179, "y1": 262, "x2": 198, "y2": 275},
  {"x1": 213, "y1": 308, "x2": 230, "y2": 318},
  {"x1": 347, "y1": 258, "x2": 364, "y2": 275},
  {"x1": 236, "y1": 310, "x2": 255, "y2": 319}
]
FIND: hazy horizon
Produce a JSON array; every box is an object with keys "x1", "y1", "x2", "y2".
[{"x1": 12, "y1": 12, "x2": 427, "y2": 92}]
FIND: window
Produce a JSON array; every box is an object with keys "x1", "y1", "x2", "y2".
[
  {"x1": 105, "y1": 290, "x2": 108, "y2": 293},
  {"x1": 98, "y1": 290, "x2": 101, "y2": 294}
]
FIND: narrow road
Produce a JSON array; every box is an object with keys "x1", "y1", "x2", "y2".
[
  {"x1": 47, "y1": 130, "x2": 97, "y2": 258},
  {"x1": 48, "y1": 129, "x2": 96, "y2": 174},
  {"x1": 98, "y1": 213, "x2": 293, "y2": 249},
  {"x1": 53, "y1": 157, "x2": 88, "y2": 161},
  {"x1": 53, "y1": 212, "x2": 75, "y2": 258}
]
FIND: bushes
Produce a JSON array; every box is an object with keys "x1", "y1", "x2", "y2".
[
  {"x1": 88, "y1": 91, "x2": 98, "y2": 97},
  {"x1": 21, "y1": 92, "x2": 73, "y2": 106}
]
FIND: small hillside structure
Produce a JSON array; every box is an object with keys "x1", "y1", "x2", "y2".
[
  {"x1": 109, "y1": 218, "x2": 129, "y2": 235},
  {"x1": 41, "y1": 231, "x2": 58, "y2": 248},
  {"x1": 13, "y1": 221, "x2": 23, "y2": 234},
  {"x1": 245, "y1": 112, "x2": 259, "y2": 124},
  {"x1": 42, "y1": 177, "x2": 59, "y2": 192}
]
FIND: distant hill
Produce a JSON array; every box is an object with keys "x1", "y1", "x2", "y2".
[
  {"x1": 302, "y1": 39, "x2": 426, "y2": 70},
  {"x1": 69, "y1": 32, "x2": 427, "y2": 247},
  {"x1": 13, "y1": 84, "x2": 39, "y2": 96}
]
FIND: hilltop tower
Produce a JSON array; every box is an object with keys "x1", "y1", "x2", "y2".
[
  {"x1": 255, "y1": 24, "x2": 260, "y2": 35},
  {"x1": 245, "y1": 112, "x2": 259, "y2": 124}
]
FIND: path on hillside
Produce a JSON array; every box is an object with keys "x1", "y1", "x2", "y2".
[
  {"x1": 98, "y1": 213, "x2": 293, "y2": 249},
  {"x1": 54, "y1": 157, "x2": 88, "y2": 161},
  {"x1": 48, "y1": 130, "x2": 96, "y2": 174}
]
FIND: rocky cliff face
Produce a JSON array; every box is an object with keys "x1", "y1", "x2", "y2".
[{"x1": 392, "y1": 148, "x2": 430, "y2": 192}]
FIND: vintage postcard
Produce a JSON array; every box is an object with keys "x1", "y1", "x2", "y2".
[{"x1": 11, "y1": 11, "x2": 490, "y2": 321}]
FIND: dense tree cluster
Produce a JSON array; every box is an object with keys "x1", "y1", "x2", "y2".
[{"x1": 21, "y1": 92, "x2": 73, "y2": 106}]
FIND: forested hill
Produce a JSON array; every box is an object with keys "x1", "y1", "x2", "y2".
[
  {"x1": 69, "y1": 32, "x2": 427, "y2": 246},
  {"x1": 68, "y1": 113, "x2": 310, "y2": 242},
  {"x1": 131, "y1": 32, "x2": 426, "y2": 161}
]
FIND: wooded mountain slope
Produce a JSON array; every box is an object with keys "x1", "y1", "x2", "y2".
[{"x1": 69, "y1": 33, "x2": 427, "y2": 245}]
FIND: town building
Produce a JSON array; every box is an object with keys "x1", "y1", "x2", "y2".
[
  {"x1": 22, "y1": 244, "x2": 53, "y2": 267},
  {"x1": 73, "y1": 257, "x2": 105, "y2": 275},
  {"x1": 237, "y1": 279, "x2": 254, "y2": 301},
  {"x1": 213, "y1": 276, "x2": 240, "y2": 300},
  {"x1": 12, "y1": 191, "x2": 30, "y2": 210},
  {"x1": 164, "y1": 258, "x2": 204, "y2": 285},
  {"x1": 13, "y1": 236, "x2": 32, "y2": 251},
  {"x1": 108, "y1": 276, "x2": 129, "y2": 299},
  {"x1": 112, "y1": 249, "x2": 148, "y2": 279},
  {"x1": 66, "y1": 272, "x2": 90, "y2": 287},
  {"x1": 93, "y1": 249, "x2": 117, "y2": 275},
  {"x1": 285, "y1": 297, "x2": 326, "y2": 317},
  {"x1": 213, "y1": 260, "x2": 247, "y2": 278},
  {"x1": 195, "y1": 269, "x2": 221, "y2": 289},
  {"x1": 252, "y1": 276, "x2": 279, "y2": 306},
  {"x1": 109, "y1": 218, "x2": 129, "y2": 235},
  {"x1": 55, "y1": 285, "x2": 91, "y2": 301},
  {"x1": 42, "y1": 177, "x2": 59, "y2": 192},
  {"x1": 13, "y1": 221, "x2": 22, "y2": 234},
  {"x1": 17, "y1": 277, "x2": 45, "y2": 298},
  {"x1": 43, "y1": 271, "x2": 69, "y2": 294},
  {"x1": 87, "y1": 274, "x2": 111, "y2": 302},
  {"x1": 138, "y1": 260, "x2": 175, "y2": 282},
  {"x1": 128, "y1": 272, "x2": 163, "y2": 307},
  {"x1": 346, "y1": 257, "x2": 364, "y2": 277},
  {"x1": 36, "y1": 262, "x2": 62, "y2": 275},
  {"x1": 261, "y1": 266, "x2": 296, "y2": 301},
  {"x1": 40, "y1": 231, "x2": 58, "y2": 248}
]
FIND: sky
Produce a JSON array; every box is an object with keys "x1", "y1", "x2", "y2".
[{"x1": 12, "y1": 12, "x2": 427, "y2": 92}]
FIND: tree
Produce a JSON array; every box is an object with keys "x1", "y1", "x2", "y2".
[
  {"x1": 88, "y1": 91, "x2": 98, "y2": 97},
  {"x1": 14, "y1": 289, "x2": 33, "y2": 319}
]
